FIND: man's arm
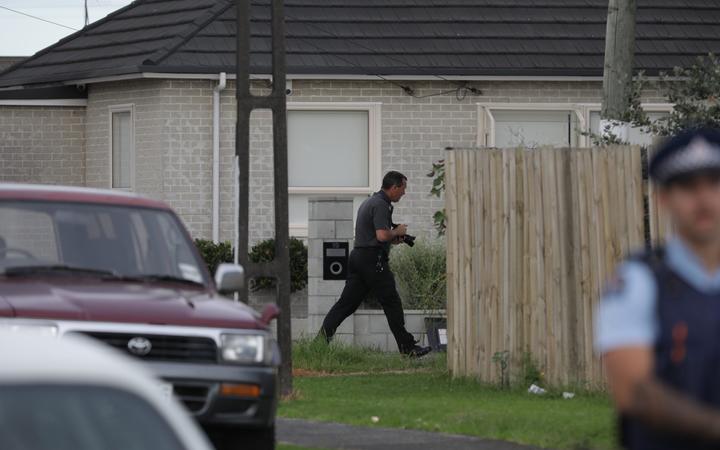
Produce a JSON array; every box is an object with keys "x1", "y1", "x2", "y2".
[
  {"x1": 605, "y1": 347, "x2": 720, "y2": 441},
  {"x1": 376, "y1": 225, "x2": 406, "y2": 243}
]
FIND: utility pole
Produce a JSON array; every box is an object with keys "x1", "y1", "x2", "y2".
[
  {"x1": 601, "y1": 0, "x2": 636, "y2": 140},
  {"x1": 236, "y1": 0, "x2": 293, "y2": 395}
]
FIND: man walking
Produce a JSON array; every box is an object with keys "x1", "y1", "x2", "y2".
[
  {"x1": 319, "y1": 171, "x2": 431, "y2": 357},
  {"x1": 597, "y1": 128, "x2": 720, "y2": 449}
]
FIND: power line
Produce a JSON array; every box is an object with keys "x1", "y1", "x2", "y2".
[{"x1": 0, "y1": 5, "x2": 76, "y2": 31}]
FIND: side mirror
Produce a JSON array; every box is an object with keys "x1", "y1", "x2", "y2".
[
  {"x1": 260, "y1": 304, "x2": 280, "y2": 326},
  {"x1": 215, "y1": 263, "x2": 245, "y2": 293}
]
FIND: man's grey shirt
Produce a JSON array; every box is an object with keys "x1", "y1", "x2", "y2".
[{"x1": 354, "y1": 191, "x2": 393, "y2": 251}]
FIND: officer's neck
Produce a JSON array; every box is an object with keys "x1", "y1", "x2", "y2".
[{"x1": 678, "y1": 233, "x2": 720, "y2": 273}]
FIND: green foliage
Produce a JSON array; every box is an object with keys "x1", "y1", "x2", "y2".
[
  {"x1": 194, "y1": 238, "x2": 308, "y2": 293},
  {"x1": 520, "y1": 352, "x2": 544, "y2": 387},
  {"x1": 588, "y1": 53, "x2": 720, "y2": 145},
  {"x1": 249, "y1": 237, "x2": 308, "y2": 293},
  {"x1": 389, "y1": 239, "x2": 447, "y2": 311},
  {"x1": 427, "y1": 160, "x2": 447, "y2": 236},
  {"x1": 492, "y1": 350, "x2": 511, "y2": 389},
  {"x1": 194, "y1": 239, "x2": 233, "y2": 275}
]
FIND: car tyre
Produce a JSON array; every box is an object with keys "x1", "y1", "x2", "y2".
[{"x1": 206, "y1": 425, "x2": 275, "y2": 450}]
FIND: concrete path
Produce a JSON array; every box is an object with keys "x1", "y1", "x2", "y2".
[{"x1": 277, "y1": 418, "x2": 546, "y2": 450}]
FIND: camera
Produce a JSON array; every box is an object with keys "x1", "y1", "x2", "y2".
[
  {"x1": 392, "y1": 223, "x2": 416, "y2": 247},
  {"x1": 401, "y1": 234, "x2": 416, "y2": 247}
]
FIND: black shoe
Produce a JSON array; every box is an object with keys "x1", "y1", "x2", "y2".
[{"x1": 404, "y1": 345, "x2": 432, "y2": 358}]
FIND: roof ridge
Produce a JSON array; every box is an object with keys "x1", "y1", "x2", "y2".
[
  {"x1": 142, "y1": 0, "x2": 234, "y2": 67},
  {"x1": 0, "y1": 0, "x2": 147, "y2": 82}
]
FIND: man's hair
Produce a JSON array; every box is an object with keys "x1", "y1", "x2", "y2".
[{"x1": 382, "y1": 171, "x2": 407, "y2": 190}]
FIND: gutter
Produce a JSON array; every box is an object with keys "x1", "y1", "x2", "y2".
[{"x1": 212, "y1": 72, "x2": 226, "y2": 243}]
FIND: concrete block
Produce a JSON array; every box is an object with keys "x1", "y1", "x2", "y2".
[
  {"x1": 404, "y1": 313, "x2": 426, "y2": 334},
  {"x1": 309, "y1": 199, "x2": 354, "y2": 221},
  {"x1": 334, "y1": 333, "x2": 354, "y2": 346},
  {"x1": 308, "y1": 220, "x2": 335, "y2": 239},
  {"x1": 308, "y1": 296, "x2": 337, "y2": 315},
  {"x1": 308, "y1": 257, "x2": 323, "y2": 278},
  {"x1": 290, "y1": 317, "x2": 309, "y2": 340},
  {"x1": 308, "y1": 278, "x2": 345, "y2": 297},
  {"x1": 335, "y1": 220, "x2": 354, "y2": 239},
  {"x1": 336, "y1": 318, "x2": 354, "y2": 334},
  {"x1": 354, "y1": 333, "x2": 388, "y2": 351},
  {"x1": 353, "y1": 313, "x2": 371, "y2": 335},
  {"x1": 369, "y1": 315, "x2": 391, "y2": 334},
  {"x1": 308, "y1": 239, "x2": 324, "y2": 260}
]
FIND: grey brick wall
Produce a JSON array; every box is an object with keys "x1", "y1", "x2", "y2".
[
  {"x1": 0, "y1": 106, "x2": 85, "y2": 185},
  {"x1": 76, "y1": 78, "x2": 668, "y2": 244}
]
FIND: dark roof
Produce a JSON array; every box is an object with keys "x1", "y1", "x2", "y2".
[
  {"x1": 0, "y1": 57, "x2": 27, "y2": 73},
  {"x1": 1, "y1": 0, "x2": 720, "y2": 88}
]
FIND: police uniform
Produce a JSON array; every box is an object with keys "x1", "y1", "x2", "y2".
[
  {"x1": 320, "y1": 190, "x2": 418, "y2": 353},
  {"x1": 596, "y1": 128, "x2": 720, "y2": 450}
]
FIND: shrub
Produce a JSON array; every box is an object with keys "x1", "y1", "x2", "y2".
[
  {"x1": 194, "y1": 239, "x2": 233, "y2": 275},
  {"x1": 194, "y1": 238, "x2": 308, "y2": 293},
  {"x1": 389, "y1": 239, "x2": 446, "y2": 311},
  {"x1": 249, "y1": 237, "x2": 308, "y2": 293}
]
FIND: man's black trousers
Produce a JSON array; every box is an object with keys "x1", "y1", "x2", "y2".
[{"x1": 320, "y1": 247, "x2": 416, "y2": 353}]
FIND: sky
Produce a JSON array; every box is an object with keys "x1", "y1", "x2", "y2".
[{"x1": 0, "y1": 0, "x2": 133, "y2": 56}]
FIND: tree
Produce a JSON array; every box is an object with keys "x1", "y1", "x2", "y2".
[{"x1": 590, "y1": 53, "x2": 720, "y2": 145}]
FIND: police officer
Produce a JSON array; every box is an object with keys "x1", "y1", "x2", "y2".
[
  {"x1": 597, "y1": 128, "x2": 720, "y2": 449},
  {"x1": 319, "y1": 171, "x2": 431, "y2": 357}
]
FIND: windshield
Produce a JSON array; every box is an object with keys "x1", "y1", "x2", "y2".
[
  {"x1": 0, "y1": 201, "x2": 208, "y2": 286},
  {"x1": 0, "y1": 384, "x2": 187, "y2": 450}
]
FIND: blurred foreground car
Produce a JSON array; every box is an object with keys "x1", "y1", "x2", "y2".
[
  {"x1": 0, "y1": 184, "x2": 280, "y2": 450},
  {"x1": 0, "y1": 332, "x2": 213, "y2": 450}
]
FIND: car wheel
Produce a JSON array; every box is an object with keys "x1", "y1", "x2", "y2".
[{"x1": 205, "y1": 425, "x2": 275, "y2": 450}]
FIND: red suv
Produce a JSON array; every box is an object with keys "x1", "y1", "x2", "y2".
[{"x1": 0, "y1": 184, "x2": 280, "y2": 450}]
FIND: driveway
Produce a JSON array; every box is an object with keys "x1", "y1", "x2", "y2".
[{"x1": 277, "y1": 418, "x2": 546, "y2": 450}]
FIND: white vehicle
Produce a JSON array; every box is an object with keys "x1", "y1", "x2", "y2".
[{"x1": 0, "y1": 331, "x2": 213, "y2": 450}]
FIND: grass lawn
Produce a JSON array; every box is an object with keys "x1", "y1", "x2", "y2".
[{"x1": 280, "y1": 340, "x2": 616, "y2": 450}]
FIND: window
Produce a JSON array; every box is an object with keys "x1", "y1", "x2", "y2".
[
  {"x1": 478, "y1": 103, "x2": 674, "y2": 148},
  {"x1": 478, "y1": 105, "x2": 584, "y2": 148},
  {"x1": 0, "y1": 385, "x2": 187, "y2": 450},
  {"x1": 588, "y1": 108, "x2": 671, "y2": 147},
  {"x1": 287, "y1": 103, "x2": 381, "y2": 236},
  {"x1": 110, "y1": 105, "x2": 134, "y2": 189}
]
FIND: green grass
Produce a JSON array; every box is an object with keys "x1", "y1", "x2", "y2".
[
  {"x1": 292, "y1": 338, "x2": 446, "y2": 374},
  {"x1": 286, "y1": 340, "x2": 616, "y2": 450}
]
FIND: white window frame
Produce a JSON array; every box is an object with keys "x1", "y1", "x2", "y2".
[
  {"x1": 286, "y1": 102, "x2": 382, "y2": 236},
  {"x1": 108, "y1": 104, "x2": 135, "y2": 191},
  {"x1": 477, "y1": 103, "x2": 587, "y2": 148},
  {"x1": 580, "y1": 103, "x2": 674, "y2": 143}
]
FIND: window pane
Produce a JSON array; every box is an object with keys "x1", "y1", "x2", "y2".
[
  {"x1": 288, "y1": 110, "x2": 369, "y2": 187},
  {"x1": 0, "y1": 385, "x2": 186, "y2": 450},
  {"x1": 0, "y1": 207, "x2": 58, "y2": 263},
  {"x1": 589, "y1": 111, "x2": 668, "y2": 147},
  {"x1": 112, "y1": 111, "x2": 132, "y2": 189},
  {"x1": 494, "y1": 110, "x2": 578, "y2": 148}
]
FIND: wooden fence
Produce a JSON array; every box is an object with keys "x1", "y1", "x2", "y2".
[{"x1": 446, "y1": 145, "x2": 668, "y2": 385}]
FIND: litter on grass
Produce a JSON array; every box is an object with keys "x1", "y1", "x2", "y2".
[
  {"x1": 528, "y1": 384, "x2": 546, "y2": 395},
  {"x1": 563, "y1": 392, "x2": 576, "y2": 399}
]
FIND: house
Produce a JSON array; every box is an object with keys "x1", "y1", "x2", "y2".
[{"x1": 1, "y1": 0, "x2": 719, "y2": 244}]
